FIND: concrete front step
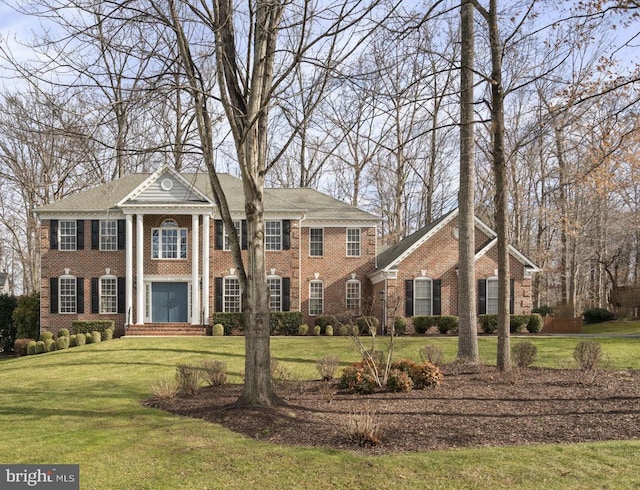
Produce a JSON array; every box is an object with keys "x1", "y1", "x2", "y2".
[{"x1": 126, "y1": 324, "x2": 207, "y2": 336}]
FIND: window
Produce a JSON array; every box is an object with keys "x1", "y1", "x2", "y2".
[
  {"x1": 224, "y1": 220, "x2": 242, "y2": 251},
  {"x1": 224, "y1": 277, "x2": 241, "y2": 312},
  {"x1": 309, "y1": 228, "x2": 323, "y2": 257},
  {"x1": 265, "y1": 220, "x2": 282, "y2": 251},
  {"x1": 267, "y1": 277, "x2": 282, "y2": 311},
  {"x1": 346, "y1": 228, "x2": 361, "y2": 257},
  {"x1": 98, "y1": 276, "x2": 117, "y2": 314},
  {"x1": 414, "y1": 278, "x2": 433, "y2": 316},
  {"x1": 487, "y1": 277, "x2": 499, "y2": 314},
  {"x1": 100, "y1": 220, "x2": 118, "y2": 251},
  {"x1": 59, "y1": 276, "x2": 77, "y2": 313},
  {"x1": 152, "y1": 219, "x2": 187, "y2": 259},
  {"x1": 59, "y1": 220, "x2": 77, "y2": 251},
  {"x1": 309, "y1": 280, "x2": 323, "y2": 316},
  {"x1": 346, "y1": 280, "x2": 361, "y2": 312}
]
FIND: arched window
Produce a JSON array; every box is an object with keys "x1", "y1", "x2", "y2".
[{"x1": 152, "y1": 219, "x2": 187, "y2": 259}]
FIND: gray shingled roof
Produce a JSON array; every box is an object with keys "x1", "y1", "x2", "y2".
[{"x1": 35, "y1": 172, "x2": 379, "y2": 222}]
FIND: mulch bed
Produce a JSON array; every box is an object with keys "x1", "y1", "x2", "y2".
[{"x1": 144, "y1": 366, "x2": 640, "y2": 454}]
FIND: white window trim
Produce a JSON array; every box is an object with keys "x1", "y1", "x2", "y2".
[
  {"x1": 309, "y1": 280, "x2": 324, "y2": 316},
  {"x1": 99, "y1": 275, "x2": 118, "y2": 314},
  {"x1": 267, "y1": 275, "x2": 282, "y2": 312},
  {"x1": 223, "y1": 220, "x2": 242, "y2": 251},
  {"x1": 414, "y1": 277, "x2": 433, "y2": 316},
  {"x1": 486, "y1": 276, "x2": 499, "y2": 315},
  {"x1": 309, "y1": 228, "x2": 324, "y2": 257},
  {"x1": 346, "y1": 279, "x2": 361, "y2": 312},
  {"x1": 59, "y1": 220, "x2": 77, "y2": 251},
  {"x1": 59, "y1": 275, "x2": 77, "y2": 314},
  {"x1": 346, "y1": 228, "x2": 361, "y2": 257},
  {"x1": 100, "y1": 220, "x2": 118, "y2": 251},
  {"x1": 151, "y1": 219, "x2": 188, "y2": 260},
  {"x1": 265, "y1": 220, "x2": 282, "y2": 251},
  {"x1": 223, "y1": 276, "x2": 242, "y2": 313}
]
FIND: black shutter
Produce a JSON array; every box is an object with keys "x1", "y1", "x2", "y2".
[
  {"x1": 117, "y1": 220, "x2": 126, "y2": 250},
  {"x1": 91, "y1": 278, "x2": 99, "y2": 313},
  {"x1": 215, "y1": 277, "x2": 223, "y2": 312},
  {"x1": 91, "y1": 220, "x2": 100, "y2": 250},
  {"x1": 405, "y1": 279, "x2": 414, "y2": 317},
  {"x1": 50, "y1": 220, "x2": 59, "y2": 250},
  {"x1": 77, "y1": 277, "x2": 84, "y2": 313},
  {"x1": 76, "y1": 220, "x2": 84, "y2": 250},
  {"x1": 510, "y1": 278, "x2": 515, "y2": 315},
  {"x1": 215, "y1": 220, "x2": 223, "y2": 249},
  {"x1": 117, "y1": 277, "x2": 125, "y2": 313},
  {"x1": 282, "y1": 277, "x2": 291, "y2": 312},
  {"x1": 50, "y1": 278, "x2": 59, "y2": 313},
  {"x1": 282, "y1": 220, "x2": 291, "y2": 250},
  {"x1": 478, "y1": 279, "x2": 487, "y2": 315},
  {"x1": 241, "y1": 220, "x2": 248, "y2": 250},
  {"x1": 432, "y1": 279, "x2": 442, "y2": 316}
]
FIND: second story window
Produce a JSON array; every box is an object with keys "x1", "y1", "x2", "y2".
[
  {"x1": 59, "y1": 220, "x2": 77, "y2": 251},
  {"x1": 309, "y1": 228, "x2": 323, "y2": 257},
  {"x1": 100, "y1": 220, "x2": 118, "y2": 251},
  {"x1": 265, "y1": 220, "x2": 282, "y2": 251},
  {"x1": 346, "y1": 228, "x2": 361, "y2": 257},
  {"x1": 152, "y1": 219, "x2": 187, "y2": 259},
  {"x1": 224, "y1": 221, "x2": 242, "y2": 251}
]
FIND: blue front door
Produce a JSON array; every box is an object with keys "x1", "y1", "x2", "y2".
[{"x1": 152, "y1": 282, "x2": 188, "y2": 323}]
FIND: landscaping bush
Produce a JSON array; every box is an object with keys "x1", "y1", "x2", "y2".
[
  {"x1": 176, "y1": 364, "x2": 202, "y2": 396},
  {"x1": 532, "y1": 305, "x2": 554, "y2": 317},
  {"x1": 312, "y1": 325, "x2": 321, "y2": 336},
  {"x1": 201, "y1": 360, "x2": 227, "y2": 386},
  {"x1": 325, "y1": 325, "x2": 334, "y2": 336},
  {"x1": 35, "y1": 341, "x2": 45, "y2": 354},
  {"x1": 393, "y1": 316, "x2": 407, "y2": 335},
  {"x1": 313, "y1": 316, "x2": 337, "y2": 334},
  {"x1": 298, "y1": 324, "x2": 309, "y2": 336},
  {"x1": 91, "y1": 331, "x2": 102, "y2": 343},
  {"x1": 479, "y1": 314, "x2": 498, "y2": 334},
  {"x1": 58, "y1": 328, "x2": 70, "y2": 338},
  {"x1": 104, "y1": 328, "x2": 114, "y2": 341},
  {"x1": 390, "y1": 359, "x2": 443, "y2": 389},
  {"x1": 526, "y1": 314, "x2": 543, "y2": 333},
  {"x1": 270, "y1": 311, "x2": 304, "y2": 335},
  {"x1": 14, "y1": 338, "x2": 34, "y2": 356},
  {"x1": 150, "y1": 378, "x2": 178, "y2": 400},
  {"x1": 509, "y1": 315, "x2": 530, "y2": 334},
  {"x1": 339, "y1": 361, "x2": 377, "y2": 394},
  {"x1": 56, "y1": 336, "x2": 70, "y2": 350},
  {"x1": 573, "y1": 340, "x2": 602, "y2": 371},
  {"x1": 316, "y1": 354, "x2": 339, "y2": 381},
  {"x1": 419, "y1": 344, "x2": 443, "y2": 365},
  {"x1": 355, "y1": 316, "x2": 379, "y2": 335},
  {"x1": 337, "y1": 325, "x2": 349, "y2": 336},
  {"x1": 413, "y1": 316, "x2": 459, "y2": 334},
  {"x1": 26, "y1": 340, "x2": 37, "y2": 356},
  {"x1": 211, "y1": 313, "x2": 244, "y2": 335},
  {"x1": 212, "y1": 323, "x2": 225, "y2": 336},
  {"x1": 13, "y1": 292, "x2": 39, "y2": 340},
  {"x1": 85, "y1": 332, "x2": 93, "y2": 344},
  {"x1": 75, "y1": 333, "x2": 86, "y2": 346},
  {"x1": 511, "y1": 342, "x2": 537, "y2": 369},
  {"x1": 40, "y1": 331, "x2": 54, "y2": 341},
  {"x1": 44, "y1": 338, "x2": 57, "y2": 352},
  {"x1": 386, "y1": 369, "x2": 414, "y2": 392},
  {"x1": 582, "y1": 308, "x2": 615, "y2": 324},
  {"x1": 0, "y1": 294, "x2": 17, "y2": 353},
  {"x1": 72, "y1": 320, "x2": 115, "y2": 336},
  {"x1": 343, "y1": 406, "x2": 382, "y2": 446},
  {"x1": 69, "y1": 335, "x2": 77, "y2": 347}
]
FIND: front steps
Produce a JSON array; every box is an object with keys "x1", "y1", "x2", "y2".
[{"x1": 126, "y1": 323, "x2": 207, "y2": 336}]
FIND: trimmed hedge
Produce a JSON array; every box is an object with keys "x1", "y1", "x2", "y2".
[
  {"x1": 479, "y1": 314, "x2": 544, "y2": 334},
  {"x1": 583, "y1": 308, "x2": 615, "y2": 324},
  {"x1": 355, "y1": 316, "x2": 379, "y2": 335},
  {"x1": 313, "y1": 316, "x2": 337, "y2": 334},
  {"x1": 211, "y1": 313, "x2": 244, "y2": 335},
  {"x1": 527, "y1": 314, "x2": 543, "y2": 333},
  {"x1": 270, "y1": 312, "x2": 304, "y2": 335},
  {"x1": 72, "y1": 320, "x2": 115, "y2": 336},
  {"x1": 413, "y1": 316, "x2": 459, "y2": 334},
  {"x1": 14, "y1": 338, "x2": 35, "y2": 356}
]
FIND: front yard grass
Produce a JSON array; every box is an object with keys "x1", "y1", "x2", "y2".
[{"x1": 1, "y1": 336, "x2": 639, "y2": 489}]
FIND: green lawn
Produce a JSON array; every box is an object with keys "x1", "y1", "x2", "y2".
[
  {"x1": 583, "y1": 320, "x2": 640, "y2": 335},
  {"x1": 1, "y1": 335, "x2": 639, "y2": 489}
]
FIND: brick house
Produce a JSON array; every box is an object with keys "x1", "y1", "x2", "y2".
[{"x1": 35, "y1": 166, "x2": 538, "y2": 336}]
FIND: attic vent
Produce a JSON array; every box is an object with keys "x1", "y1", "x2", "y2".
[{"x1": 160, "y1": 178, "x2": 174, "y2": 191}]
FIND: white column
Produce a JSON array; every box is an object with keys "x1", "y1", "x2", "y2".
[
  {"x1": 125, "y1": 215, "x2": 134, "y2": 326},
  {"x1": 202, "y1": 214, "x2": 210, "y2": 325},
  {"x1": 191, "y1": 214, "x2": 200, "y2": 325},
  {"x1": 136, "y1": 214, "x2": 145, "y2": 325}
]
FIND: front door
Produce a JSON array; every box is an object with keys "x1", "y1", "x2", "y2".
[{"x1": 151, "y1": 282, "x2": 188, "y2": 323}]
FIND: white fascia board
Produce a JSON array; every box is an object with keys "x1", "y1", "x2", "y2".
[
  {"x1": 474, "y1": 237, "x2": 541, "y2": 272},
  {"x1": 369, "y1": 269, "x2": 398, "y2": 284}
]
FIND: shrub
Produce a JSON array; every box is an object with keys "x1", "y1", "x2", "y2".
[
  {"x1": 314, "y1": 316, "x2": 337, "y2": 333},
  {"x1": 298, "y1": 324, "x2": 309, "y2": 336},
  {"x1": 526, "y1": 314, "x2": 543, "y2": 333},
  {"x1": 386, "y1": 369, "x2": 414, "y2": 392},
  {"x1": 479, "y1": 314, "x2": 498, "y2": 334},
  {"x1": 26, "y1": 340, "x2": 37, "y2": 356},
  {"x1": 69, "y1": 335, "x2": 77, "y2": 347},
  {"x1": 13, "y1": 338, "x2": 34, "y2": 356},
  {"x1": 419, "y1": 344, "x2": 443, "y2": 365},
  {"x1": 312, "y1": 325, "x2": 321, "y2": 336},
  {"x1": 337, "y1": 325, "x2": 349, "y2": 336},
  {"x1": 176, "y1": 364, "x2": 202, "y2": 396},
  {"x1": 355, "y1": 316, "x2": 379, "y2": 335},
  {"x1": 437, "y1": 316, "x2": 459, "y2": 334},
  {"x1": 104, "y1": 328, "x2": 114, "y2": 341},
  {"x1": 393, "y1": 316, "x2": 407, "y2": 335},
  {"x1": 390, "y1": 359, "x2": 443, "y2": 389},
  {"x1": 39, "y1": 331, "x2": 54, "y2": 341},
  {"x1": 270, "y1": 311, "x2": 304, "y2": 335},
  {"x1": 212, "y1": 323, "x2": 225, "y2": 336},
  {"x1": 512, "y1": 342, "x2": 537, "y2": 369},
  {"x1": 201, "y1": 359, "x2": 227, "y2": 386},
  {"x1": 35, "y1": 341, "x2": 45, "y2": 354},
  {"x1": 339, "y1": 361, "x2": 377, "y2": 394},
  {"x1": 91, "y1": 331, "x2": 102, "y2": 343},
  {"x1": 316, "y1": 354, "x2": 340, "y2": 381},
  {"x1": 573, "y1": 340, "x2": 602, "y2": 371},
  {"x1": 270, "y1": 357, "x2": 293, "y2": 385},
  {"x1": 325, "y1": 325, "x2": 334, "y2": 336},
  {"x1": 509, "y1": 315, "x2": 530, "y2": 334},
  {"x1": 533, "y1": 305, "x2": 554, "y2": 317},
  {"x1": 72, "y1": 320, "x2": 115, "y2": 336},
  {"x1": 343, "y1": 406, "x2": 383, "y2": 446},
  {"x1": 0, "y1": 294, "x2": 17, "y2": 353},
  {"x1": 150, "y1": 378, "x2": 179, "y2": 400},
  {"x1": 211, "y1": 313, "x2": 244, "y2": 335},
  {"x1": 44, "y1": 338, "x2": 57, "y2": 352},
  {"x1": 13, "y1": 292, "x2": 39, "y2": 340},
  {"x1": 75, "y1": 333, "x2": 86, "y2": 346},
  {"x1": 85, "y1": 332, "x2": 93, "y2": 344},
  {"x1": 413, "y1": 316, "x2": 459, "y2": 335},
  {"x1": 58, "y1": 328, "x2": 70, "y2": 338},
  {"x1": 56, "y1": 336, "x2": 70, "y2": 350},
  {"x1": 583, "y1": 308, "x2": 615, "y2": 324}
]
